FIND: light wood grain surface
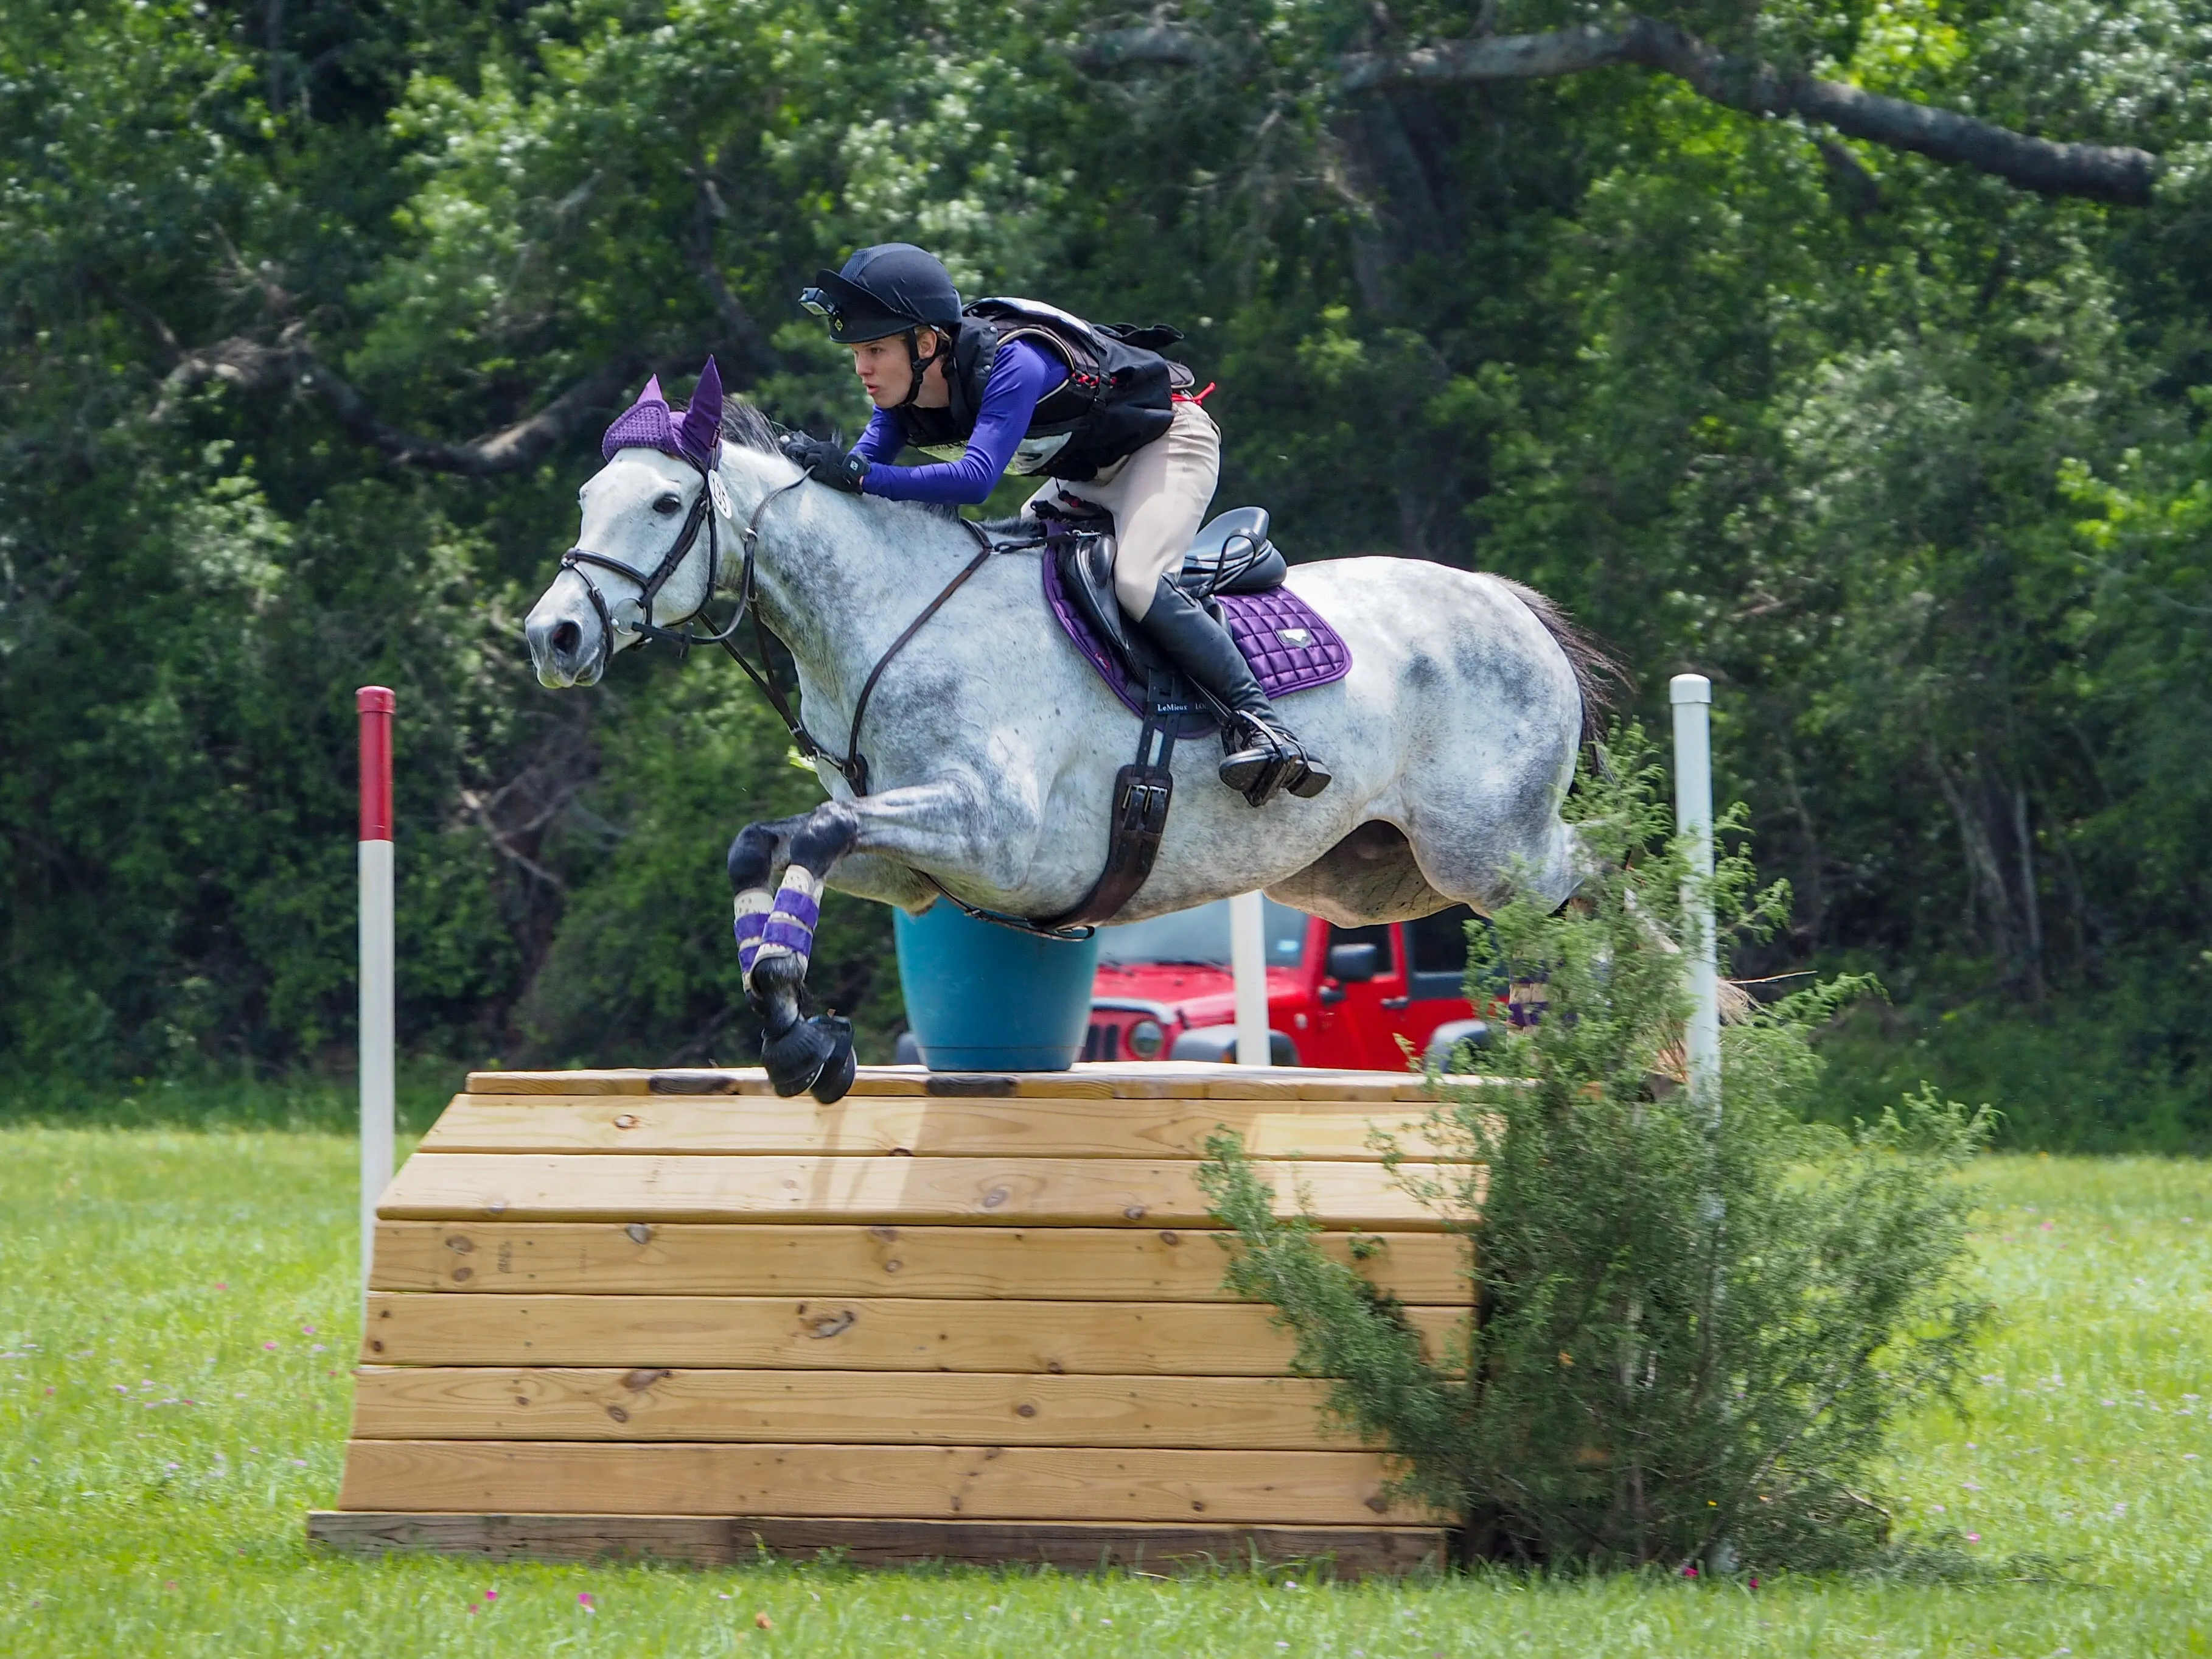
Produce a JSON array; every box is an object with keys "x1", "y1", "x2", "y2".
[
  {"x1": 358, "y1": 1293, "x2": 1467, "y2": 1375},
  {"x1": 416, "y1": 1094, "x2": 1468, "y2": 1161},
  {"x1": 336, "y1": 1439, "x2": 1434, "y2": 1525},
  {"x1": 369, "y1": 1221, "x2": 1472, "y2": 1300},
  {"x1": 377, "y1": 1152, "x2": 1458, "y2": 1229},
  {"x1": 347, "y1": 1366, "x2": 1356, "y2": 1448},
  {"x1": 464, "y1": 1065, "x2": 1474, "y2": 1102}
]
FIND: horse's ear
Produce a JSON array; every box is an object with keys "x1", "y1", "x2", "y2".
[{"x1": 678, "y1": 355, "x2": 723, "y2": 464}]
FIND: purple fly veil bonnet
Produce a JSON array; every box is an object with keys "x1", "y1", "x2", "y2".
[{"x1": 601, "y1": 356, "x2": 724, "y2": 469}]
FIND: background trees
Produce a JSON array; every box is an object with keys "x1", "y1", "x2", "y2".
[{"x1": 4, "y1": 1, "x2": 2207, "y2": 1142}]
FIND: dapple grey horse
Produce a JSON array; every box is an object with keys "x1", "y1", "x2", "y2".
[{"x1": 526, "y1": 375, "x2": 1611, "y2": 1102}]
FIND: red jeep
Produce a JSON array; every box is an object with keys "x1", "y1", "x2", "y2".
[{"x1": 1083, "y1": 898, "x2": 1494, "y2": 1069}]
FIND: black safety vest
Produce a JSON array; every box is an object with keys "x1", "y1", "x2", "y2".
[{"x1": 898, "y1": 297, "x2": 1187, "y2": 483}]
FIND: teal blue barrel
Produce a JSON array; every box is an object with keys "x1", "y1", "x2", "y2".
[{"x1": 893, "y1": 903, "x2": 1103, "y2": 1072}]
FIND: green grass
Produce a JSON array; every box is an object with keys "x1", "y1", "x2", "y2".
[{"x1": 1, "y1": 1131, "x2": 2208, "y2": 1657}]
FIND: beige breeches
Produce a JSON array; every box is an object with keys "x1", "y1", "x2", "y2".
[{"x1": 1023, "y1": 399, "x2": 1221, "y2": 619}]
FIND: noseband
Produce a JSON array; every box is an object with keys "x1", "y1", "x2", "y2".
[
  {"x1": 548, "y1": 453, "x2": 1048, "y2": 931},
  {"x1": 558, "y1": 455, "x2": 806, "y2": 680}
]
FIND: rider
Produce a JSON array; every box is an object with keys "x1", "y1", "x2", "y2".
[{"x1": 780, "y1": 243, "x2": 1330, "y2": 807}]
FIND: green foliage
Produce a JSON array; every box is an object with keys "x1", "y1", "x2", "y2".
[
  {"x1": 4, "y1": 1, "x2": 2211, "y2": 1126},
  {"x1": 1199, "y1": 739, "x2": 1994, "y2": 1569}
]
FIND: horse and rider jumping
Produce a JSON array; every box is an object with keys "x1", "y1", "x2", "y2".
[
  {"x1": 525, "y1": 244, "x2": 1614, "y2": 1103},
  {"x1": 781, "y1": 243, "x2": 1330, "y2": 809}
]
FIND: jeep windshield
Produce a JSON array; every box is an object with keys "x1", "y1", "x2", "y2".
[{"x1": 1095, "y1": 898, "x2": 1308, "y2": 968}]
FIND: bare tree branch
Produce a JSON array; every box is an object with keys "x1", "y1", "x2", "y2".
[
  {"x1": 1068, "y1": 24, "x2": 1212, "y2": 72},
  {"x1": 156, "y1": 321, "x2": 646, "y2": 476},
  {"x1": 1078, "y1": 18, "x2": 2158, "y2": 203},
  {"x1": 683, "y1": 168, "x2": 781, "y2": 379},
  {"x1": 1339, "y1": 16, "x2": 2158, "y2": 204}
]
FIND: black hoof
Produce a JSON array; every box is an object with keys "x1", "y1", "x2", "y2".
[
  {"x1": 809, "y1": 1017, "x2": 856, "y2": 1105},
  {"x1": 762, "y1": 1012, "x2": 838, "y2": 1099}
]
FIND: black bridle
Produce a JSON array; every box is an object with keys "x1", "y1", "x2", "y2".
[
  {"x1": 553, "y1": 452, "x2": 1091, "y2": 939},
  {"x1": 559, "y1": 455, "x2": 778, "y2": 675},
  {"x1": 554, "y1": 452, "x2": 994, "y2": 806}
]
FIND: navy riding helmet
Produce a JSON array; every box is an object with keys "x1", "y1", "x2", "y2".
[{"x1": 800, "y1": 243, "x2": 962, "y2": 344}]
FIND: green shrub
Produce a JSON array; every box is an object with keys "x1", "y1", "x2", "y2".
[{"x1": 1198, "y1": 733, "x2": 1992, "y2": 1571}]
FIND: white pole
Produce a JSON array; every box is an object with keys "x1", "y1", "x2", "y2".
[
  {"x1": 357, "y1": 688, "x2": 396, "y2": 1297},
  {"x1": 1229, "y1": 891, "x2": 1269, "y2": 1066},
  {"x1": 1669, "y1": 674, "x2": 1720, "y2": 1110}
]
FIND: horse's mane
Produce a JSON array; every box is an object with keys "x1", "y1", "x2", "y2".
[
  {"x1": 720, "y1": 397, "x2": 964, "y2": 525},
  {"x1": 720, "y1": 400, "x2": 783, "y2": 456}
]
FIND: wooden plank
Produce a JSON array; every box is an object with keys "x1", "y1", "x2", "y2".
[
  {"x1": 371, "y1": 1222, "x2": 1471, "y2": 1301},
  {"x1": 376, "y1": 1153, "x2": 1454, "y2": 1229},
  {"x1": 416, "y1": 1094, "x2": 1461, "y2": 1161},
  {"x1": 360, "y1": 1294, "x2": 1468, "y2": 1375},
  {"x1": 305, "y1": 1511, "x2": 1446, "y2": 1576},
  {"x1": 335, "y1": 1441, "x2": 1433, "y2": 1525},
  {"x1": 462, "y1": 1064, "x2": 1448, "y2": 1100},
  {"x1": 349, "y1": 1367, "x2": 1355, "y2": 1449}
]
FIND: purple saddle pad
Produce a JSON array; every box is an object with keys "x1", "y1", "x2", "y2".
[{"x1": 1042, "y1": 553, "x2": 1352, "y2": 727}]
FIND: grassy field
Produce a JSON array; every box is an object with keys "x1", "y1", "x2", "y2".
[{"x1": 1, "y1": 1128, "x2": 2207, "y2": 1658}]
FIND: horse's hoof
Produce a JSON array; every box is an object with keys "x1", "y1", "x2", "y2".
[
  {"x1": 761, "y1": 1013, "x2": 838, "y2": 1099},
  {"x1": 809, "y1": 1018, "x2": 856, "y2": 1105}
]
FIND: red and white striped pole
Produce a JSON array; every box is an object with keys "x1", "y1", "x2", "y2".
[{"x1": 357, "y1": 687, "x2": 396, "y2": 1294}]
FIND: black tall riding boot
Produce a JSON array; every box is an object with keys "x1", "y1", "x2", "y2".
[{"x1": 1132, "y1": 575, "x2": 1331, "y2": 807}]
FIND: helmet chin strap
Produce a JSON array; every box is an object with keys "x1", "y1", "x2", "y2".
[{"x1": 897, "y1": 326, "x2": 943, "y2": 410}]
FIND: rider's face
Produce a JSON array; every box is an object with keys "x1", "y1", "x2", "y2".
[
  {"x1": 850, "y1": 337, "x2": 911, "y2": 408},
  {"x1": 850, "y1": 332, "x2": 947, "y2": 409}
]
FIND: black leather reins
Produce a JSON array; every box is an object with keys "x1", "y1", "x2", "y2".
[{"x1": 556, "y1": 456, "x2": 995, "y2": 806}]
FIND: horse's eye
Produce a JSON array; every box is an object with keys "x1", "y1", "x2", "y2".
[{"x1": 652, "y1": 493, "x2": 683, "y2": 515}]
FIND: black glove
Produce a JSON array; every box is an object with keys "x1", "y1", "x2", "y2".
[{"x1": 779, "y1": 432, "x2": 870, "y2": 494}]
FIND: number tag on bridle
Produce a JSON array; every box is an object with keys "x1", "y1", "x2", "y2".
[{"x1": 708, "y1": 472, "x2": 733, "y2": 520}]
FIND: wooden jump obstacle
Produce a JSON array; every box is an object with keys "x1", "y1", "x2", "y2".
[{"x1": 310, "y1": 1063, "x2": 1473, "y2": 1576}]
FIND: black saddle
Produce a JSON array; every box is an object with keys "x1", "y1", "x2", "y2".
[
  {"x1": 1180, "y1": 506, "x2": 1288, "y2": 598},
  {"x1": 1045, "y1": 505, "x2": 1285, "y2": 691}
]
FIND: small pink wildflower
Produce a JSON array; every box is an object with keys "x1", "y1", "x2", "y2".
[
  {"x1": 214, "y1": 1282, "x2": 227, "y2": 1291},
  {"x1": 1966, "y1": 1532, "x2": 1981, "y2": 1543},
  {"x1": 578, "y1": 1591, "x2": 595, "y2": 1613},
  {"x1": 263, "y1": 1342, "x2": 277, "y2": 1351},
  {"x1": 484, "y1": 1590, "x2": 498, "y2": 1602},
  {"x1": 1681, "y1": 1565, "x2": 1698, "y2": 1577}
]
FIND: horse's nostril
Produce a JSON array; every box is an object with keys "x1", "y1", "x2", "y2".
[{"x1": 551, "y1": 620, "x2": 582, "y2": 657}]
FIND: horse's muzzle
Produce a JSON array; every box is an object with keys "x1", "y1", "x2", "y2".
[{"x1": 525, "y1": 608, "x2": 602, "y2": 688}]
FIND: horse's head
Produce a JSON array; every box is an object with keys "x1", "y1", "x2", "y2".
[{"x1": 526, "y1": 358, "x2": 731, "y2": 687}]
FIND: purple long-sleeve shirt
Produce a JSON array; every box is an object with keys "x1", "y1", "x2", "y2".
[{"x1": 854, "y1": 338, "x2": 1061, "y2": 505}]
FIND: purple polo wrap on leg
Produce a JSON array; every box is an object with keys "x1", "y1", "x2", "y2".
[
  {"x1": 761, "y1": 885, "x2": 821, "y2": 961},
  {"x1": 733, "y1": 891, "x2": 771, "y2": 976}
]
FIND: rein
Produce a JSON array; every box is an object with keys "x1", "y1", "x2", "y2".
[{"x1": 559, "y1": 460, "x2": 1073, "y2": 931}]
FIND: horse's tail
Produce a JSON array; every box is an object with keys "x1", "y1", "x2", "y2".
[{"x1": 1487, "y1": 576, "x2": 1631, "y2": 747}]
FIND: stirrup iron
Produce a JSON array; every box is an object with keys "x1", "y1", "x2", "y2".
[{"x1": 1218, "y1": 713, "x2": 1331, "y2": 808}]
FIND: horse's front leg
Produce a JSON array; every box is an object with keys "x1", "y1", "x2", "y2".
[
  {"x1": 731, "y1": 775, "x2": 1039, "y2": 1102},
  {"x1": 727, "y1": 806, "x2": 862, "y2": 1102}
]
